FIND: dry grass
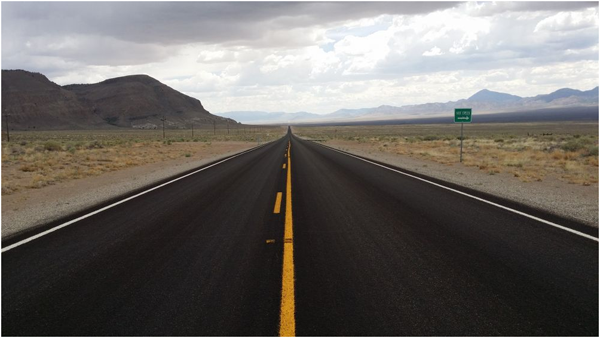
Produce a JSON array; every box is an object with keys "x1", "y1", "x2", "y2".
[
  {"x1": 2, "y1": 127, "x2": 285, "y2": 195},
  {"x1": 294, "y1": 122, "x2": 599, "y2": 185}
]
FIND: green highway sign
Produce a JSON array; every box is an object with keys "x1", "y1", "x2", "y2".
[
  {"x1": 455, "y1": 108, "x2": 472, "y2": 162},
  {"x1": 454, "y1": 108, "x2": 472, "y2": 123}
]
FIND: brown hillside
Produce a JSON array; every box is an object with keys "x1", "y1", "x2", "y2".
[
  {"x1": 64, "y1": 75, "x2": 232, "y2": 129},
  {"x1": 1, "y1": 70, "x2": 104, "y2": 130},
  {"x1": 2, "y1": 70, "x2": 235, "y2": 130}
]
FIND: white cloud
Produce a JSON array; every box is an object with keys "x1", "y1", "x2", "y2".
[
  {"x1": 534, "y1": 9, "x2": 599, "y2": 32},
  {"x1": 466, "y1": 1, "x2": 597, "y2": 17},
  {"x1": 335, "y1": 30, "x2": 392, "y2": 74},
  {"x1": 423, "y1": 46, "x2": 444, "y2": 56}
]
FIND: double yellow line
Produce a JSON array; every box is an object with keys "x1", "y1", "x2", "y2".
[{"x1": 279, "y1": 140, "x2": 295, "y2": 336}]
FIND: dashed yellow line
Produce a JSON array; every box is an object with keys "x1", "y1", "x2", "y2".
[
  {"x1": 279, "y1": 140, "x2": 295, "y2": 337},
  {"x1": 283, "y1": 163, "x2": 287, "y2": 169},
  {"x1": 273, "y1": 192, "x2": 283, "y2": 214}
]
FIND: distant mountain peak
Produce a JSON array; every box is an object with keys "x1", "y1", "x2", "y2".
[
  {"x1": 468, "y1": 89, "x2": 522, "y2": 102},
  {"x1": 534, "y1": 87, "x2": 598, "y2": 102},
  {"x1": 553, "y1": 88, "x2": 581, "y2": 94}
]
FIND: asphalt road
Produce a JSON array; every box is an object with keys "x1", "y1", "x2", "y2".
[{"x1": 2, "y1": 130, "x2": 598, "y2": 336}]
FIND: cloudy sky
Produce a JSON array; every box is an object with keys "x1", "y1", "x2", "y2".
[{"x1": 2, "y1": 1, "x2": 598, "y2": 114}]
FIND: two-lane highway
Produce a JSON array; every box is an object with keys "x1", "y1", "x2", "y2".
[{"x1": 2, "y1": 129, "x2": 598, "y2": 336}]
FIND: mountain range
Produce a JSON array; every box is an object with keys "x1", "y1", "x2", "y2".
[
  {"x1": 2, "y1": 69, "x2": 598, "y2": 129},
  {"x1": 217, "y1": 87, "x2": 599, "y2": 124},
  {"x1": 1, "y1": 70, "x2": 236, "y2": 130}
]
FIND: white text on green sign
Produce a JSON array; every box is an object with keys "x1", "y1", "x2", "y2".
[{"x1": 454, "y1": 108, "x2": 472, "y2": 123}]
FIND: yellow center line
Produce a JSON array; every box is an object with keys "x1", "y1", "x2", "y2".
[
  {"x1": 279, "y1": 140, "x2": 295, "y2": 337},
  {"x1": 273, "y1": 192, "x2": 283, "y2": 214}
]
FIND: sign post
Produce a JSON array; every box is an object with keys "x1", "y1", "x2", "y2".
[
  {"x1": 454, "y1": 108, "x2": 472, "y2": 162},
  {"x1": 4, "y1": 113, "x2": 10, "y2": 142}
]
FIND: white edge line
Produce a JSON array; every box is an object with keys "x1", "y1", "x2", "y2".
[
  {"x1": 2, "y1": 141, "x2": 274, "y2": 253},
  {"x1": 311, "y1": 140, "x2": 598, "y2": 242}
]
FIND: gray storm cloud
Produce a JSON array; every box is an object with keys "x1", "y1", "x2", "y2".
[
  {"x1": 2, "y1": 2, "x2": 459, "y2": 45},
  {"x1": 2, "y1": 1, "x2": 597, "y2": 68},
  {"x1": 1, "y1": 2, "x2": 461, "y2": 70}
]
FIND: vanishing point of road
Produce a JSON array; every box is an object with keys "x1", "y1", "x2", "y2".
[{"x1": 2, "y1": 129, "x2": 598, "y2": 336}]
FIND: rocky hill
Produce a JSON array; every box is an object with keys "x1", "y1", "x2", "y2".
[
  {"x1": 1, "y1": 70, "x2": 235, "y2": 130},
  {"x1": 1, "y1": 70, "x2": 105, "y2": 130}
]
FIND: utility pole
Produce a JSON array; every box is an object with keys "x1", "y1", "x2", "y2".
[
  {"x1": 191, "y1": 122, "x2": 194, "y2": 138},
  {"x1": 160, "y1": 116, "x2": 166, "y2": 139},
  {"x1": 4, "y1": 112, "x2": 10, "y2": 142}
]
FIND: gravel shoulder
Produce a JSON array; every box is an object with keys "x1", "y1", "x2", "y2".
[
  {"x1": 2, "y1": 141, "x2": 258, "y2": 239},
  {"x1": 309, "y1": 138, "x2": 598, "y2": 228}
]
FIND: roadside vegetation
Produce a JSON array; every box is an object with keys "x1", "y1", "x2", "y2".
[
  {"x1": 295, "y1": 122, "x2": 599, "y2": 186},
  {"x1": 1, "y1": 127, "x2": 285, "y2": 195}
]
